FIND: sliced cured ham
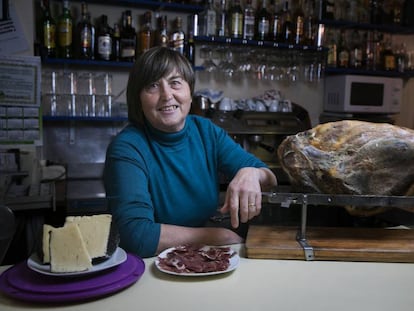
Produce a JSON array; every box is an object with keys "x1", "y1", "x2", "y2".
[{"x1": 157, "y1": 245, "x2": 234, "y2": 274}]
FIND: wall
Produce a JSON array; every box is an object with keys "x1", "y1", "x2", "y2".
[{"x1": 12, "y1": 0, "x2": 414, "y2": 130}]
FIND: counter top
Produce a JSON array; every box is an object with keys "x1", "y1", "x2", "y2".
[{"x1": 1, "y1": 245, "x2": 414, "y2": 311}]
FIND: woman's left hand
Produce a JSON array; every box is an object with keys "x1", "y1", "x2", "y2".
[{"x1": 219, "y1": 167, "x2": 265, "y2": 228}]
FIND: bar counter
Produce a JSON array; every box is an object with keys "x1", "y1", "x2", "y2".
[{"x1": 1, "y1": 245, "x2": 413, "y2": 311}]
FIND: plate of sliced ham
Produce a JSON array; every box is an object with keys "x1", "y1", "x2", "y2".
[{"x1": 155, "y1": 245, "x2": 240, "y2": 276}]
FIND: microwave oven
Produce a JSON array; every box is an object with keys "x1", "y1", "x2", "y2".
[{"x1": 324, "y1": 75, "x2": 403, "y2": 114}]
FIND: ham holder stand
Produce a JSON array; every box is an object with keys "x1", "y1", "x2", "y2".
[{"x1": 245, "y1": 189, "x2": 414, "y2": 263}]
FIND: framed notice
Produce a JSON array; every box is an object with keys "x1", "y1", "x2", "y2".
[
  {"x1": 0, "y1": 55, "x2": 41, "y2": 107},
  {"x1": 0, "y1": 56, "x2": 42, "y2": 145}
]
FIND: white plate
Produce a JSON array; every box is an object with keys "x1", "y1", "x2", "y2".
[
  {"x1": 155, "y1": 246, "x2": 240, "y2": 276},
  {"x1": 27, "y1": 247, "x2": 127, "y2": 277}
]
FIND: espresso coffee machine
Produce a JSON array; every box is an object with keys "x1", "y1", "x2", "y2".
[{"x1": 208, "y1": 102, "x2": 311, "y2": 185}]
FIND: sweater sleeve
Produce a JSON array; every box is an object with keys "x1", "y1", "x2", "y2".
[{"x1": 104, "y1": 132, "x2": 160, "y2": 258}]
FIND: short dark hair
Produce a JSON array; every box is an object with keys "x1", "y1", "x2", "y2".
[{"x1": 126, "y1": 47, "x2": 195, "y2": 126}]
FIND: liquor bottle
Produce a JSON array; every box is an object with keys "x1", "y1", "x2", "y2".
[
  {"x1": 120, "y1": 10, "x2": 137, "y2": 62},
  {"x1": 292, "y1": 0, "x2": 305, "y2": 45},
  {"x1": 381, "y1": 0, "x2": 393, "y2": 24},
  {"x1": 303, "y1": 0, "x2": 316, "y2": 46},
  {"x1": 382, "y1": 39, "x2": 396, "y2": 71},
  {"x1": 395, "y1": 43, "x2": 407, "y2": 73},
  {"x1": 155, "y1": 15, "x2": 169, "y2": 47},
  {"x1": 402, "y1": 0, "x2": 414, "y2": 27},
  {"x1": 255, "y1": 0, "x2": 270, "y2": 41},
  {"x1": 96, "y1": 15, "x2": 113, "y2": 61},
  {"x1": 270, "y1": 0, "x2": 282, "y2": 41},
  {"x1": 337, "y1": 30, "x2": 349, "y2": 68},
  {"x1": 364, "y1": 31, "x2": 375, "y2": 70},
  {"x1": 138, "y1": 11, "x2": 153, "y2": 55},
  {"x1": 216, "y1": 0, "x2": 228, "y2": 37},
  {"x1": 170, "y1": 17, "x2": 185, "y2": 54},
  {"x1": 325, "y1": 28, "x2": 337, "y2": 67},
  {"x1": 243, "y1": 0, "x2": 255, "y2": 40},
  {"x1": 90, "y1": 16, "x2": 96, "y2": 60},
  {"x1": 281, "y1": 0, "x2": 293, "y2": 43},
  {"x1": 57, "y1": 0, "x2": 73, "y2": 58},
  {"x1": 112, "y1": 23, "x2": 121, "y2": 61},
  {"x1": 393, "y1": 3, "x2": 402, "y2": 25},
  {"x1": 185, "y1": 31, "x2": 196, "y2": 65},
  {"x1": 317, "y1": 0, "x2": 335, "y2": 20},
  {"x1": 347, "y1": 0, "x2": 359, "y2": 22},
  {"x1": 373, "y1": 32, "x2": 384, "y2": 70},
  {"x1": 370, "y1": 0, "x2": 383, "y2": 24},
  {"x1": 41, "y1": 0, "x2": 56, "y2": 58},
  {"x1": 349, "y1": 29, "x2": 362, "y2": 68},
  {"x1": 229, "y1": 0, "x2": 243, "y2": 38},
  {"x1": 205, "y1": 0, "x2": 217, "y2": 36},
  {"x1": 76, "y1": 1, "x2": 93, "y2": 59}
]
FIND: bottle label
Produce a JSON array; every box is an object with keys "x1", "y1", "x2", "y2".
[
  {"x1": 206, "y1": 11, "x2": 216, "y2": 36},
  {"x1": 351, "y1": 48, "x2": 362, "y2": 67},
  {"x1": 44, "y1": 24, "x2": 56, "y2": 49},
  {"x1": 159, "y1": 34, "x2": 169, "y2": 47},
  {"x1": 257, "y1": 18, "x2": 270, "y2": 38},
  {"x1": 231, "y1": 13, "x2": 243, "y2": 37},
  {"x1": 140, "y1": 33, "x2": 152, "y2": 53},
  {"x1": 171, "y1": 34, "x2": 185, "y2": 54},
  {"x1": 217, "y1": 14, "x2": 227, "y2": 36},
  {"x1": 98, "y1": 35, "x2": 112, "y2": 60},
  {"x1": 327, "y1": 44, "x2": 337, "y2": 66},
  {"x1": 338, "y1": 50, "x2": 349, "y2": 67},
  {"x1": 58, "y1": 20, "x2": 72, "y2": 47},
  {"x1": 120, "y1": 38, "x2": 136, "y2": 58},
  {"x1": 384, "y1": 55, "x2": 396, "y2": 70},
  {"x1": 295, "y1": 16, "x2": 304, "y2": 39},
  {"x1": 271, "y1": 17, "x2": 281, "y2": 40},
  {"x1": 80, "y1": 27, "x2": 92, "y2": 48},
  {"x1": 243, "y1": 15, "x2": 255, "y2": 39}
]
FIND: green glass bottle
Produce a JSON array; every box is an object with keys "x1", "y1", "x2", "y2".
[
  {"x1": 57, "y1": 0, "x2": 73, "y2": 58},
  {"x1": 41, "y1": 0, "x2": 56, "y2": 58},
  {"x1": 229, "y1": 0, "x2": 243, "y2": 39}
]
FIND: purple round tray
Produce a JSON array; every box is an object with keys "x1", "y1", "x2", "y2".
[{"x1": 0, "y1": 253, "x2": 145, "y2": 303}]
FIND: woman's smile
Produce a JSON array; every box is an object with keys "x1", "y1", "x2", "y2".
[{"x1": 158, "y1": 104, "x2": 179, "y2": 112}]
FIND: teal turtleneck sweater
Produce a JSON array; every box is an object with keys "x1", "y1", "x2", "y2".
[{"x1": 104, "y1": 115, "x2": 267, "y2": 257}]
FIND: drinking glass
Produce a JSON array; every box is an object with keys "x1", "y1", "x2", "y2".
[
  {"x1": 200, "y1": 45, "x2": 217, "y2": 73},
  {"x1": 218, "y1": 49, "x2": 237, "y2": 78}
]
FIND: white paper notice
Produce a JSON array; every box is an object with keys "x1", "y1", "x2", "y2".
[
  {"x1": 0, "y1": 2, "x2": 29, "y2": 55},
  {"x1": 0, "y1": 55, "x2": 42, "y2": 144},
  {"x1": 0, "y1": 56, "x2": 41, "y2": 106}
]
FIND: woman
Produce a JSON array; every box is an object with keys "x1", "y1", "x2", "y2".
[{"x1": 104, "y1": 47, "x2": 277, "y2": 258}]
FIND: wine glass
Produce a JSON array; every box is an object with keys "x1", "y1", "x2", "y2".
[
  {"x1": 199, "y1": 45, "x2": 217, "y2": 73},
  {"x1": 218, "y1": 49, "x2": 237, "y2": 78}
]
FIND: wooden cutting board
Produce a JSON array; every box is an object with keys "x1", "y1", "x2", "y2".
[{"x1": 245, "y1": 225, "x2": 414, "y2": 262}]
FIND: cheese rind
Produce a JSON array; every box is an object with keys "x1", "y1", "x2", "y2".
[
  {"x1": 65, "y1": 214, "x2": 112, "y2": 259},
  {"x1": 42, "y1": 224, "x2": 54, "y2": 264},
  {"x1": 49, "y1": 223, "x2": 92, "y2": 273}
]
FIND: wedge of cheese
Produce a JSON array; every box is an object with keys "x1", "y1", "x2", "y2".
[
  {"x1": 65, "y1": 214, "x2": 112, "y2": 259},
  {"x1": 49, "y1": 223, "x2": 92, "y2": 273}
]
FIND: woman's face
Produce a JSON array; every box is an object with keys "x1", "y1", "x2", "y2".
[{"x1": 140, "y1": 70, "x2": 192, "y2": 133}]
